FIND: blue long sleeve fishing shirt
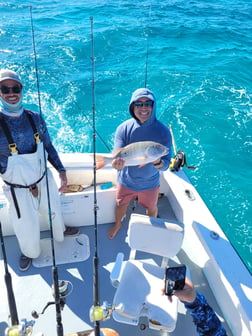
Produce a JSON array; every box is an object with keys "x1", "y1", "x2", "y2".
[
  {"x1": 0, "y1": 109, "x2": 64, "y2": 174},
  {"x1": 114, "y1": 88, "x2": 172, "y2": 191},
  {"x1": 184, "y1": 292, "x2": 227, "y2": 336}
]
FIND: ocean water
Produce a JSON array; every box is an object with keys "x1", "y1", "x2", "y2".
[{"x1": 0, "y1": 0, "x2": 251, "y2": 272}]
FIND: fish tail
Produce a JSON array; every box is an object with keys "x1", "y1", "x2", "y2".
[{"x1": 95, "y1": 155, "x2": 106, "y2": 170}]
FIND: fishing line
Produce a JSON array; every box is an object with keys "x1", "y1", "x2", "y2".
[
  {"x1": 72, "y1": 100, "x2": 111, "y2": 152},
  {"x1": 29, "y1": 6, "x2": 64, "y2": 336},
  {"x1": 144, "y1": 5, "x2": 152, "y2": 88},
  {"x1": 144, "y1": 33, "x2": 149, "y2": 88}
]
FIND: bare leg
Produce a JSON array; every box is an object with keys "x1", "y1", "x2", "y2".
[
  {"x1": 108, "y1": 204, "x2": 128, "y2": 239},
  {"x1": 146, "y1": 206, "x2": 158, "y2": 218}
]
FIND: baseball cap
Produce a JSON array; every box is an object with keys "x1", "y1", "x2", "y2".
[{"x1": 0, "y1": 69, "x2": 22, "y2": 85}]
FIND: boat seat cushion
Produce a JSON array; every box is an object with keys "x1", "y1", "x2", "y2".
[
  {"x1": 113, "y1": 259, "x2": 178, "y2": 331},
  {"x1": 127, "y1": 214, "x2": 184, "y2": 257}
]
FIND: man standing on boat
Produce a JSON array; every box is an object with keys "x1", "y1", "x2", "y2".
[
  {"x1": 108, "y1": 88, "x2": 172, "y2": 239},
  {"x1": 0, "y1": 69, "x2": 79, "y2": 271}
]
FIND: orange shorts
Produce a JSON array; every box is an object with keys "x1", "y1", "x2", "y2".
[{"x1": 116, "y1": 184, "x2": 160, "y2": 209}]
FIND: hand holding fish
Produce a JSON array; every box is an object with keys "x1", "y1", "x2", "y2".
[
  {"x1": 112, "y1": 158, "x2": 125, "y2": 170},
  {"x1": 152, "y1": 157, "x2": 164, "y2": 168}
]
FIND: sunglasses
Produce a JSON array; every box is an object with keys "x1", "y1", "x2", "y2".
[
  {"x1": 134, "y1": 100, "x2": 153, "y2": 108},
  {"x1": 0, "y1": 85, "x2": 22, "y2": 94}
]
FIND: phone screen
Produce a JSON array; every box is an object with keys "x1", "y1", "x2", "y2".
[{"x1": 165, "y1": 264, "x2": 186, "y2": 296}]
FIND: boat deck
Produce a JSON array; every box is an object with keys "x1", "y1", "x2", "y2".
[{"x1": 0, "y1": 195, "x2": 233, "y2": 336}]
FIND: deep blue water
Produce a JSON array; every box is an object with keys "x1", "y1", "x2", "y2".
[{"x1": 0, "y1": 0, "x2": 251, "y2": 272}]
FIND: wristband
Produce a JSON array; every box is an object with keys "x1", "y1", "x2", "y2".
[{"x1": 153, "y1": 159, "x2": 162, "y2": 166}]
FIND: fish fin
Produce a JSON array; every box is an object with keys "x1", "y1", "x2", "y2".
[
  {"x1": 111, "y1": 148, "x2": 123, "y2": 157},
  {"x1": 138, "y1": 163, "x2": 147, "y2": 168}
]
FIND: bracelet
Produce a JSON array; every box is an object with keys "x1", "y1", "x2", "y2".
[{"x1": 153, "y1": 159, "x2": 162, "y2": 166}]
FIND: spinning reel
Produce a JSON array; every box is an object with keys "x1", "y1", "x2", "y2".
[
  {"x1": 31, "y1": 280, "x2": 72, "y2": 320},
  {"x1": 4, "y1": 319, "x2": 41, "y2": 336},
  {"x1": 89, "y1": 301, "x2": 114, "y2": 322}
]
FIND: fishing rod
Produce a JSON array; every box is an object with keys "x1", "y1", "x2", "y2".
[
  {"x1": 169, "y1": 124, "x2": 196, "y2": 171},
  {"x1": 88, "y1": 18, "x2": 119, "y2": 336},
  {"x1": 0, "y1": 220, "x2": 36, "y2": 336},
  {"x1": 169, "y1": 124, "x2": 177, "y2": 157},
  {"x1": 141, "y1": 8, "x2": 195, "y2": 173},
  {"x1": 29, "y1": 6, "x2": 64, "y2": 336},
  {"x1": 89, "y1": 16, "x2": 101, "y2": 336},
  {"x1": 0, "y1": 220, "x2": 19, "y2": 326}
]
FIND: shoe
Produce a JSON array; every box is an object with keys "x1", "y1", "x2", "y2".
[
  {"x1": 19, "y1": 254, "x2": 32, "y2": 271},
  {"x1": 64, "y1": 226, "x2": 80, "y2": 237}
]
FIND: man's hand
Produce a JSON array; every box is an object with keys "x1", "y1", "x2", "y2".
[
  {"x1": 162, "y1": 277, "x2": 197, "y2": 303},
  {"x1": 59, "y1": 170, "x2": 67, "y2": 193},
  {"x1": 112, "y1": 158, "x2": 125, "y2": 170},
  {"x1": 153, "y1": 158, "x2": 164, "y2": 168}
]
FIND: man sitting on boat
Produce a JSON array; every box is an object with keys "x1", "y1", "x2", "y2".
[
  {"x1": 0, "y1": 68, "x2": 79, "y2": 271},
  {"x1": 108, "y1": 88, "x2": 172, "y2": 239}
]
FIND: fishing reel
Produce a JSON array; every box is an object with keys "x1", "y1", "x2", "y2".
[
  {"x1": 169, "y1": 150, "x2": 196, "y2": 171},
  {"x1": 89, "y1": 301, "x2": 114, "y2": 322},
  {"x1": 31, "y1": 280, "x2": 72, "y2": 319},
  {"x1": 169, "y1": 150, "x2": 186, "y2": 171},
  {"x1": 5, "y1": 319, "x2": 43, "y2": 336}
]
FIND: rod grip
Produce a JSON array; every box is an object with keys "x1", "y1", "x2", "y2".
[
  {"x1": 52, "y1": 267, "x2": 64, "y2": 336},
  {"x1": 5, "y1": 271, "x2": 19, "y2": 326}
]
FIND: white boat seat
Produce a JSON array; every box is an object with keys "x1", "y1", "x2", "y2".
[
  {"x1": 111, "y1": 214, "x2": 185, "y2": 331},
  {"x1": 127, "y1": 213, "x2": 185, "y2": 257}
]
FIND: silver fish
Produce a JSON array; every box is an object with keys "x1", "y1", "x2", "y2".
[{"x1": 96, "y1": 141, "x2": 168, "y2": 169}]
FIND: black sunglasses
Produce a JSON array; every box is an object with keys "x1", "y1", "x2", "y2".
[
  {"x1": 134, "y1": 100, "x2": 153, "y2": 108},
  {"x1": 0, "y1": 85, "x2": 22, "y2": 94}
]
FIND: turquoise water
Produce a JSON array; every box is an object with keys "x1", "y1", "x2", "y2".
[{"x1": 0, "y1": 0, "x2": 251, "y2": 272}]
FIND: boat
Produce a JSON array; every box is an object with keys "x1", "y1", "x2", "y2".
[{"x1": 0, "y1": 152, "x2": 251, "y2": 336}]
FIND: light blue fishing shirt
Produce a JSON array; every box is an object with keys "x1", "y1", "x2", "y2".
[{"x1": 114, "y1": 88, "x2": 172, "y2": 191}]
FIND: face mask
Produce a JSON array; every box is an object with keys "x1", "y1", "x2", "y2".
[{"x1": 0, "y1": 93, "x2": 23, "y2": 115}]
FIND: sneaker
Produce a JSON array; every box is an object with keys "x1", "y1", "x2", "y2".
[
  {"x1": 19, "y1": 254, "x2": 32, "y2": 271},
  {"x1": 64, "y1": 226, "x2": 80, "y2": 237}
]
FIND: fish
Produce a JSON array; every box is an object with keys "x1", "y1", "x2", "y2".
[{"x1": 95, "y1": 141, "x2": 168, "y2": 169}]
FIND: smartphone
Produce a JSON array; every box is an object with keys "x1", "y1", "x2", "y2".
[{"x1": 165, "y1": 264, "x2": 186, "y2": 296}]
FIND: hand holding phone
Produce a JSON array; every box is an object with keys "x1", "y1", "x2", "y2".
[{"x1": 165, "y1": 264, "x2": 186, "y2": 296}]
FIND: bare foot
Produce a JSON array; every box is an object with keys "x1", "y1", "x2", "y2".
[{"x1": 108, "y1": 224, "x2": 121, "y2": 239}]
